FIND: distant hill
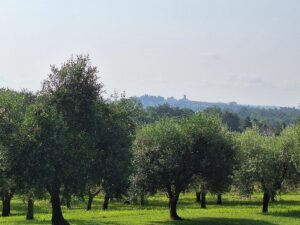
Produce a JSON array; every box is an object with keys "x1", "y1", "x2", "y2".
[{"x1": 134, "y1": 94, "x2": 300, "y2": 126}]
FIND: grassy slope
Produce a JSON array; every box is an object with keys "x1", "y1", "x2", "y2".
[{"x1": 0, "y1": 193, "x2": 300, "y2": 225}]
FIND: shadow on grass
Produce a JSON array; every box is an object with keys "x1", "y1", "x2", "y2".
[
  {"x1": 150, "y1": 217, "x2": 276, "y2": 225},
  {"x1": 7, "y1": 219, "x2": 120, "y2": 225},
  {"x1": 270, "y1": 210, "x2": 300, "y2": 218}
]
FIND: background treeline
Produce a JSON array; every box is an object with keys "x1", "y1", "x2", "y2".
[
  {"x1": 137, "y1": 94, "x2": 300, "y2": 129},
  {"x1": 1, "y1": 55, "x2": 300, "y2": 225}
]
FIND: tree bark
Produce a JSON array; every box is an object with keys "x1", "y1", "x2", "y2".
[
  {"x1": 201, "y1": 191, "x2": 206, "y2": 208},
  {"x1": 26, "y1": 194, "x2": 34, "y2": 220},
  {"x1": 196, "y1": 192, "x2": 201, "y2": 202},
  {"x1": 262, "y1": 192, "x2": 270, "y2": 213},
  {"x1": 102, "y1": 194, "x2": 109, "y2": 210},
  {"x1": 217, "y1": 194, "x2": 222, "y2": 205},
  {"x1": 167, "y1": 186, "x2": 181, "y2": 220},
  {"x1": 50, "y1": 191, "x2": 70, "y2": 225},
  {"x1": 169, "y1": 198, "x2": 181, "y2": 220},
  {"x1": 2, "y1": 191, "x2": 13, "y2": 217}
]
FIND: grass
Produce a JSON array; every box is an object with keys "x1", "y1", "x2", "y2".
[{"x1": 0, "y1": 192, "x2": 300, "y2": 225}]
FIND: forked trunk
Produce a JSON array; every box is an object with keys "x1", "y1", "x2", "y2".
[
  {"x1": 167, "y1": 186, "x2": 182, "y2": 220},
  {"x1": 86, "y1": 188, "x2": 101, "y2": 211},
  {"x1": 26, "y1": 194, "x2": 34, "y2": 220},
  {"x1": 217, "y1": 194, "x2": 222, "y2": 205},
  {"x1": 262, "y1": 192, "x2": 270, "y2": 213},
  {"x1": 50, "y1": 191, "x2": 70, "y2": 225}
]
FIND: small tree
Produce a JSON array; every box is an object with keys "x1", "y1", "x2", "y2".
[{"x1": 24, "y1": 55, "x2": 104, "y2": 225}]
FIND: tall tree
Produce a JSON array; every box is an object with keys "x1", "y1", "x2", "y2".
[{"x1": 24, "y1": 55, "x2": 104, "y2": 225}]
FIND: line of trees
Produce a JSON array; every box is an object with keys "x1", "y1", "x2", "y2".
[{"x1": 0, "y1": 55, "x2": 300, "y2": 224}]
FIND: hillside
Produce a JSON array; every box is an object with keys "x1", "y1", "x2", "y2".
[{"x1": 135, "y1": 94, "x2": 300, "y2": 125}]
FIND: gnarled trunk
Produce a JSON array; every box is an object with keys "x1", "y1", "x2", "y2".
[
  {"x1": 50, "y1": 191, "x2": 70, "y2": 225},
  {"x1": 167, "y1": 186, "x2": 182, "y2": 220},
  {"x1": 102, "y1": 193, "x2": 109, "y2": 210},
  {"x1": 2, "y1": 191, "x2": 13, "y2": 217},
  {"x1": 196, "y1": 192, "x2": 201, "y2": 202},
  {"x1": 26, "y1": 193, "x2": 34, "y2": 220},
  {"x1": 217, "y1": 194, "x2": 222, "y2": 205},
  {"x1": 169, "y1": 198, "x2": 181, "y2": 220},
  {"x1": 262, "y1": 192, "x2": 270, "y2": 213}
]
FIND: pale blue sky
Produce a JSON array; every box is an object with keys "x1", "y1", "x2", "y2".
[{"x1": 0, "y1": 0, "x2": 300, "y2": 106}]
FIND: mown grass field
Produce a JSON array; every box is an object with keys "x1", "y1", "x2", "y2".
[{"x1": 0, "y1": 193, "x2": 300, "y2": 225}]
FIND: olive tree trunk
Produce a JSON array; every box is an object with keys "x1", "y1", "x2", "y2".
[
  {"x1": 167, "y1": 187, "x2": 182, "y2": 220},
  {"x1": 201, "y1": 191, "x2": 206, "y2": 208},
  {"x1": 196, "y1": 192, "x2": 201, "y2": 202},
  {"x1": 50, "y1": 191, "x2": 70, "y2": 225},
  {"x1": 262, "y1": 192, "x2": 270, "y2": 213},
  {"x1": 217, "y1": 194, "x2": 222, "y2": 205},
  {"x1": 86, "y1": 189, "x2": 101, "y2": 211},
  {"x1": 1, "y1": 191, "x2": 13, "y2": 217},
  {"x1": 102, "y1": 193, "x2": 109, "y2": 210},
  {"x1": 26, "y1": 193, "x2": 34, "y2": 220},
  {"x1": 169, "y1": 197, "x2": 181, "y2": 220},
  {"x1": 87, "y1": 195, "x2": 94, "y2": 211}
]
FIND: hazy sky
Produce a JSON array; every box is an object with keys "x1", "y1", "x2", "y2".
[{"x1": 1, "y1": 0, "x2": 300, "y2": 106}]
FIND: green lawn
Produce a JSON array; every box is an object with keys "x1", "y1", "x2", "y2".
[{"x1": 1, "y1": 193, "x2": 300, "y2": 225}]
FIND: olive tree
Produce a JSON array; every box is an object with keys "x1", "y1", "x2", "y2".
[
  {"x1": 132, "y1": 118, "x2": 193, "y2": 220},
  {"x1": 234, "y1": 127, "x2": 292, "y2": 213},
  {"x1": 100, "y1": 98, "x2": 136, "y2": 210},
  {"x1": 85, "y1": 98, "x2": 135, "y2": 211},
  {"x1": 186, "y1": 113, "x2": 236, "y2": 208},
  {"x1": 24, "y1": 55, "x2": 103, "y2": 225},
  {"x1": 0, "y1": 89, "x2": 34, "y2": 217}
]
